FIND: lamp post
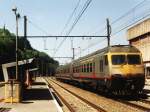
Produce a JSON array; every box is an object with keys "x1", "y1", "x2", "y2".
[{"x1": 12, "y1": 7, "x2": 20, "y2": 80}]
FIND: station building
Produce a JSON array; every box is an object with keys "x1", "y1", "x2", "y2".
[{"x1": 127, "y1": 18, "x2": 150, "y2": 78}]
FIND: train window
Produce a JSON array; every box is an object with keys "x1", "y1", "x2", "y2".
[
  {"x1": 111, "y1": 55, "x2": 126, "y2": 65},
  {"x1": 87, "y1": 63, "x2": 89, "y2": 72},
  {"x1": 104, "y1": 55, "x2": 108, "y2": 65},
  {"x1": 84, "y1": 64, "x2": 86, "y2": 72},
  {"x1": 100, "y1": 60, "x2": 103, "y2": 72},
  {"x1": 127, "y1": 55, "x2": 141, "y2": 64},
  {"x1": 90, "y1": 63, "x2": 92, "y2": 72}
]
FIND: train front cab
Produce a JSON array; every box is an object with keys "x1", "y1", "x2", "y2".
[{"x1": 107, "y1": 52, "x2": 145, "y2": 93}]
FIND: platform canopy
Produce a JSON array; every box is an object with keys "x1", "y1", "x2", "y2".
[{"x1": 2, "y1": 58, "x2": 34, "y2": 82}]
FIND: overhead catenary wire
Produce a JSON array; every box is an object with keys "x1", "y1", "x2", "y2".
[
  {"x1": 66, "y1": 0, "x2": 92, "y2": 36},
  {"x1": 24, "y1": 0, "x2": 149, "y2": 60},
  {"x1": 60, "y1": 0, "x2": 81, "y2": 36},
  {"x1": 28, "y1": 19, "x2": 51, "y2": 50},
  {"x1": 54, "y1": 0, "x2": 81, "y2": 57},
  {"x1": 76, "y1": 12, "x2": 150, "y2": 57},
  {"x1": 28, "y1": 19, "x2": 49, "y2": 35},
  {"x1": 68, "y1": 0, "x2": 92, "y2": 54},
  {"x1": 75, "y1": 0, "x2": 149, "y2": 57},
  {"x1": 89, "y1": 0, "x2": 147, "y2": 35},
  {"x1": 75, "y1": 0, "x2": 148, "y2": 58},
  {"x1": 53, "y1": 0, "x2": 93, "y2": 56},
  {"x1": 112, "y1": 12, "x2": 150, "y2": 36},
  {"x1": 111, "y1": 0, "x2": 147, "y2": 25}
]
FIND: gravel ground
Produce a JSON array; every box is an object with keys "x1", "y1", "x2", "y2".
[
  {"x1": 48, "y1": 77, "x2": 149, "y2": 112},
  {"x1": 129, "y1": 100, "x2": 150, "y2": 109},
  {"x1": 46, "y1": 78, "x2": 98, "y2": 112}
]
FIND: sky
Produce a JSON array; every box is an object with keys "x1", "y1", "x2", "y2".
[{"x1": 0, "y1": 0, "x2": 150, "y2": 64}]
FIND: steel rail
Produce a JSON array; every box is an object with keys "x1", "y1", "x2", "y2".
[
  {"x1": 46, "y1": 78, "x2": 107, "y2": 112},
  {"x1": 116, "y1": 99, "x2": 150, "y2": 111},
  {"x1": 44, "y1": 78, "x2": 76, "y2": 112},
  {"x1": 139, "y1": 99, "x2": 150, "y2": 105}
]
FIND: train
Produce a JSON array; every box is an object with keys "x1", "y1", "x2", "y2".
[{"x1": 55, "y1": 45, "x2": 145, "y2": 94}]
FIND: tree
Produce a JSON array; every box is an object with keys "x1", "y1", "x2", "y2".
[
  {"x1": 0, "y1": 27, "x2": 59, "y2": 80},
  {"x1": 37, "y1": 52, "x2": 59, "y2": 76}
]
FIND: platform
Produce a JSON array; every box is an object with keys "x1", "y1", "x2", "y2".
[{"x1": 0, "y1": 77, "x2": 61, "y2": 112}]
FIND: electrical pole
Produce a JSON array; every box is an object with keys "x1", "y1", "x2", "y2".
[
  {"x1": 70, "y1": 37, "x2": 75, "y2": 60},
  {"x1": 72, "y1": 48, "x2": 75, "y2": 60},
  {"x1": 12, "y1": 7, "x2": 20, "y2": 80},
  {"x1": 107, "y1": 18, "x2": 111, "y2": 47},
  {"x1": 24, "y1": 16, "x2": 28, "y2": 64},
  {"x1": 24, "y1": 16, "x2": 27, "y2": 39}
]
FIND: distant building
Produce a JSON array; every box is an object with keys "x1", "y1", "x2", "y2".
[{"x1": 127, "y1": 18, "x2": 150, "y2": 78}]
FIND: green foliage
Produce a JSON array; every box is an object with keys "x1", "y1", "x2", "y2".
[
  {"x1": 37, "y1": 52, "x2": 59, "y2": 75},
  {"x1": 0, "y1": 28, "x2": 16, "y2": 63},
  {"x1": 0, "y1": 27, "x2": 59, "y2": 76}
]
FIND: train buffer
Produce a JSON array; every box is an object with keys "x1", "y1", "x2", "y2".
[{"x1": 0, "y1": 77, "x2": 62, "y2": 112}]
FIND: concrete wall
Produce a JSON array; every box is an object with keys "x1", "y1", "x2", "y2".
[
  {"x1": 130, "y1": 35, "x2": 150, "y2": 62},
  {"x1": 127, "y1": 18, "x2": 150, "y2": 40}
]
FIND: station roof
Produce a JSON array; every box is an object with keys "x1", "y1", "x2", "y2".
[
  {"x1": 2, "y1": 58, "x2": 34, "y2": 68},
  {"x1": 2, "y1": 58, "x2": 34, "y2": 82},
  {"x1": 127, "y1": 18, "x2": 150, "y2": 40}
]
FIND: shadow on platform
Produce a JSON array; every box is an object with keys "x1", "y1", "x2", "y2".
[{"x1": 23, "y1": 83, "x2": 53, "y2": 101}]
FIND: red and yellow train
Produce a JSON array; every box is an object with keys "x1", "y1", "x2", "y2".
[{"x1": 55, "y1": 45, "x2": 145, "y2": 94}]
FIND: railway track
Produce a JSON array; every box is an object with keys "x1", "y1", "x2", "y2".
[
  {"x1": 116, "y1": 99, "x2": 150, "y2": 111},
  {"x1": 139, "y1": 99, "x2": 150, "y2": 105},
  {"x1": 44, "y1": 78, "x2": 107, "y2": 112},
  {"x1": 0, "y1": 108, "x2": 11, "y2": 112},
  {"x1": 46, "y1": 77, "x2": 150, "y2": 112}
]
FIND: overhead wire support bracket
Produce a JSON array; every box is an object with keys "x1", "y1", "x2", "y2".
[{"x1": 19, "y1": 35, "x2": 108, "y2": 38}]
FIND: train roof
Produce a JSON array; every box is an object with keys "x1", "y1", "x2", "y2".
[
  {"x1": 57, "y1": 45, "x2": 141, "y2": 68},
  {"x1": 73, "y1": 45, "x2": 140, "y2": 63}
]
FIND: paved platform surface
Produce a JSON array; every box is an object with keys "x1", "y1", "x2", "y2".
[{"x1": 0, "y1": 78, "x2": 59, "y2": 112}]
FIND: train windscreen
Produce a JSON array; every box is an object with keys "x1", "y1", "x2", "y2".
[
  {"x1": 127, "y1": 55, "x2": 141, "y2": 64},
  {"x1": 111, "y1": 55, "x2": 126, "y2": 65}
]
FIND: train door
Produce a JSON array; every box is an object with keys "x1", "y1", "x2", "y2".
[
  {"x1": 94, "y1": 55, "x2": 104, "y2": 77},
  {"x1": 94, "y1": 56, "x2": 99, "y2": 77},
  {"x1": 103, "y1": 55, "x2": 109, "y2": 77},
  {"x1": 99, "y1": 56, "x2": 105, "y2": 77}
]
